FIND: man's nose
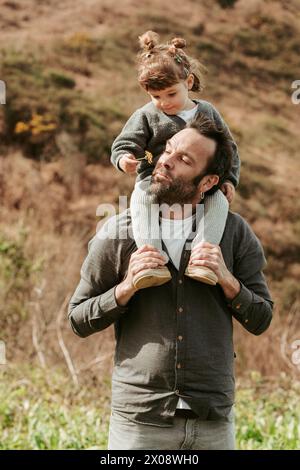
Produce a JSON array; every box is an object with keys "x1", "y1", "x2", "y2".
[{"x1": 161, "y1": 152, "x2": 176, "y2": 169}]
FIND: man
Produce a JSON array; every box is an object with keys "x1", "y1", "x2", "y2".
[{"x1": 68, "y1": 115, "x2": 273, "y2": 450}]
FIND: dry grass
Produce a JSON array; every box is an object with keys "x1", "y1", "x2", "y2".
[
  {"x1": 234, "y1": 302, "x2": 300, "y2": 379},
  {"x1": 0, "y1": 150, "x2": 135, "y2": 381}
]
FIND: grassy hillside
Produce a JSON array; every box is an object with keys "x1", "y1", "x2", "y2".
[{"x1": 0, "y1": 0, "x2": 299, "y2": 449}]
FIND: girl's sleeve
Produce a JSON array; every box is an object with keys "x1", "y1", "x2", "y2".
[
  {"x1": 210, "y1": 105, "x2": 240, "y2": 188},
  {"x1": 111, "y1": 108, "x2": 151, "y2": 172}
]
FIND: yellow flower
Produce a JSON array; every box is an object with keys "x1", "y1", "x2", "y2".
[
  {"x1": 42, "y1": 123, "x2": 56, "y2": 131},
  {"x1": 15, "y1": 122, "x2": 29, "y2": 134},
  {"x1": 30, "y1": 114, "x2": 43, "y2": 125},
  {"x1": 15, "y1": 113, "x2": 56, "y2": 137},
  {"x1": 145, "y1": 151, "x2": 153, "y2": 165}
]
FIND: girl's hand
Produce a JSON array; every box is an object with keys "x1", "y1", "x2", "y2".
[
  {"x1": 119, "y1": 154, "x2": 139, "y2": 174},
  {"x1": 221, "y1": 181, "x2": 235, "y2": 203}
]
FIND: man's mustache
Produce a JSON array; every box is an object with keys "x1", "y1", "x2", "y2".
[{"x1": 152, "y1": 167, "x2": 173, "y2": 181}]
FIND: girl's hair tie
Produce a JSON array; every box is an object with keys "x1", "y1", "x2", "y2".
[
  {"x1": 139, "y1": 30, "x2": 159, "y2": 52},
  {"x1": 174, "y1": 54, "x2": 183, "y2": 64},
  {"x1": 170, "y1": 37, "x2": 187, "y2": 50}
]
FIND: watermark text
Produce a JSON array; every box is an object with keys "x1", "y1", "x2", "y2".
[
  {"x1": 291, "y1": 80, "x2": 300, "y2": 104},
  {"x1": 0, "y1": 80, "x2": 6, "y2": 104},
  {"x1": 0, "y1": 340, "x2": 6, "y2": 365}
]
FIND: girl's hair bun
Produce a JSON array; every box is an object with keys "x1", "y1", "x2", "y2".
[
  {"x1": 170, "y1": 37, "x2": 186, "y2": 49},
  {"x1": 138, "y1": 31, "x2": 160, "y2": 51}
]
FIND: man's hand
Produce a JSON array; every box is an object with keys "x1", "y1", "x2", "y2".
[
  {"x1": 221, "y1": 181, "x2": 235, "y2": 203},
  {"x1": 115, "y1": 245, "x2": 167, "y2": 306},
  {"x1": 119, "y1": 153, "x2": 139, "y2": 174},
  {"x1": 188, "y1": 241, "x2": 240, "y2": 300}
]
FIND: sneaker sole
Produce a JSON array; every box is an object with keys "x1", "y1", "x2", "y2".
[
  {"x1": 133, "y1": 269, "x2": 172, "y2": 289},
  {"x1": 185, "y1": 266, "x2": 218, "y2": 286}
]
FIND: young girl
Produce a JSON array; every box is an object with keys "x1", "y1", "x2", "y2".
[{"x1": 111, "y1": 31, "x2": 240, "y2": 289}]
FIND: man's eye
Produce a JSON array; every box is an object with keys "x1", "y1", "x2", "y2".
[
  {"x1": 168, "y1": 93, "x2": 176, "y2": 97},
  {"x1": 181, "y1": 157, "x2": 190, "y2": 164}
]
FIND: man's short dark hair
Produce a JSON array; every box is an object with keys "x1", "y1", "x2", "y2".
[{"x1": 187, "y1": 113, "x2": 233, "y2": 195}]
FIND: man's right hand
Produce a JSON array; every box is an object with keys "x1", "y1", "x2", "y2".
[
  {"x1": 115, "y1": 245, "x2": 167, "y2": 306},
  {"x1": 119, "y1": 153, "x2": 139, "y2": 174}
]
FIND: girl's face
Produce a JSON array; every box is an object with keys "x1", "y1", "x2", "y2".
[{"x1": 147, "y1": 76, "x2": 194, "y2": 115}]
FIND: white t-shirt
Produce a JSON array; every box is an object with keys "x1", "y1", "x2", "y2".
[
  {"x1": 160, "y1": 213, "x2": 195, "y2": 269},
  {"x1": 160, "y1": 214, "x2": 195, "y2": 410},
  {"x1": 177, "y1": 106, "x2": 198, "y2": 123}
]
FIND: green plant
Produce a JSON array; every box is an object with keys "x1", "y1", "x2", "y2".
[
  {"x1": 0, "y1": 229, "x2": 43, "y2": 335},
  {"x1": 47, "y1": 70, "x2": 76, "y2": 89},
  {"x1": 0, "y1": 365, "x2": 111, "y2": 450},
  {"x1": 236, "y1": 375, "x2": 300, "y2": 450},
  {"x1": 0, "y1": 365, "x2": 299, "y2": 449},
  {"x1": 0, "y1": 47, "x2": 126, "y2": 163}
]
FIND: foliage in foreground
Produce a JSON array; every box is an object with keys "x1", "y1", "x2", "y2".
[{"x1": 0, "y1": 365, "x2": 299, "y2": 450}]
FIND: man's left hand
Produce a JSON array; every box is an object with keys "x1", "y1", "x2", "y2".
[
  {"x1": 221, "y1": 181, "x2": 235, "y2": 203},
  {"x1": 189, "y1": 241, "x2": 240, "y2": 299}
]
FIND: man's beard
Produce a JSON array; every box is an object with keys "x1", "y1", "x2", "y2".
[{"x1": 149, "y1": 170, "x2": 203, "y2": 205}]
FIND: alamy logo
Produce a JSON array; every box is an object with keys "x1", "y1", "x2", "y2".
[
  {"x1": 291, "y1": 80, "x2": 300, "y2": 104},
  {"x1": 291, "y1": 339, "x2": 300, "y2": 367},
  {"x1": 0, "y1": 340, "x2": 6, "y2": 365},
  {"x1": 0, "y1": 80, "x2": 6, "y2": 104},
  {"x1": 95, "y1": 197, "x2": 205, "y2": 242}
]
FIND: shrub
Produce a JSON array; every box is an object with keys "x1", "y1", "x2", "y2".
[
  {"x1": 0, "y1": 48, "x2": 126, "y2": 163},
  {"x1": 0, "y1": 229, "x2": 42, "y2": 341},
  {"x1": 217, "y1": 0, "x2": 238, "y2": 8}
]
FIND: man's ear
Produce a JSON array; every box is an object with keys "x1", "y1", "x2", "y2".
[{"x1": 199, "y1": 174, "x2": 219, "y2": 193}]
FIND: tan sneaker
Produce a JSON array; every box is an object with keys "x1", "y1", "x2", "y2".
[
  {"x1": 185, "y1": 265, "x2": 218, "y2": 286},
  {"x1": 133, "y1": 266, "x2": 172, "y2": 290}
]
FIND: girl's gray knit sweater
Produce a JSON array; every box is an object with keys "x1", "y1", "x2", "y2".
[{"x1": 111, "y1": 99, "x2": 240, "y2": 186}]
